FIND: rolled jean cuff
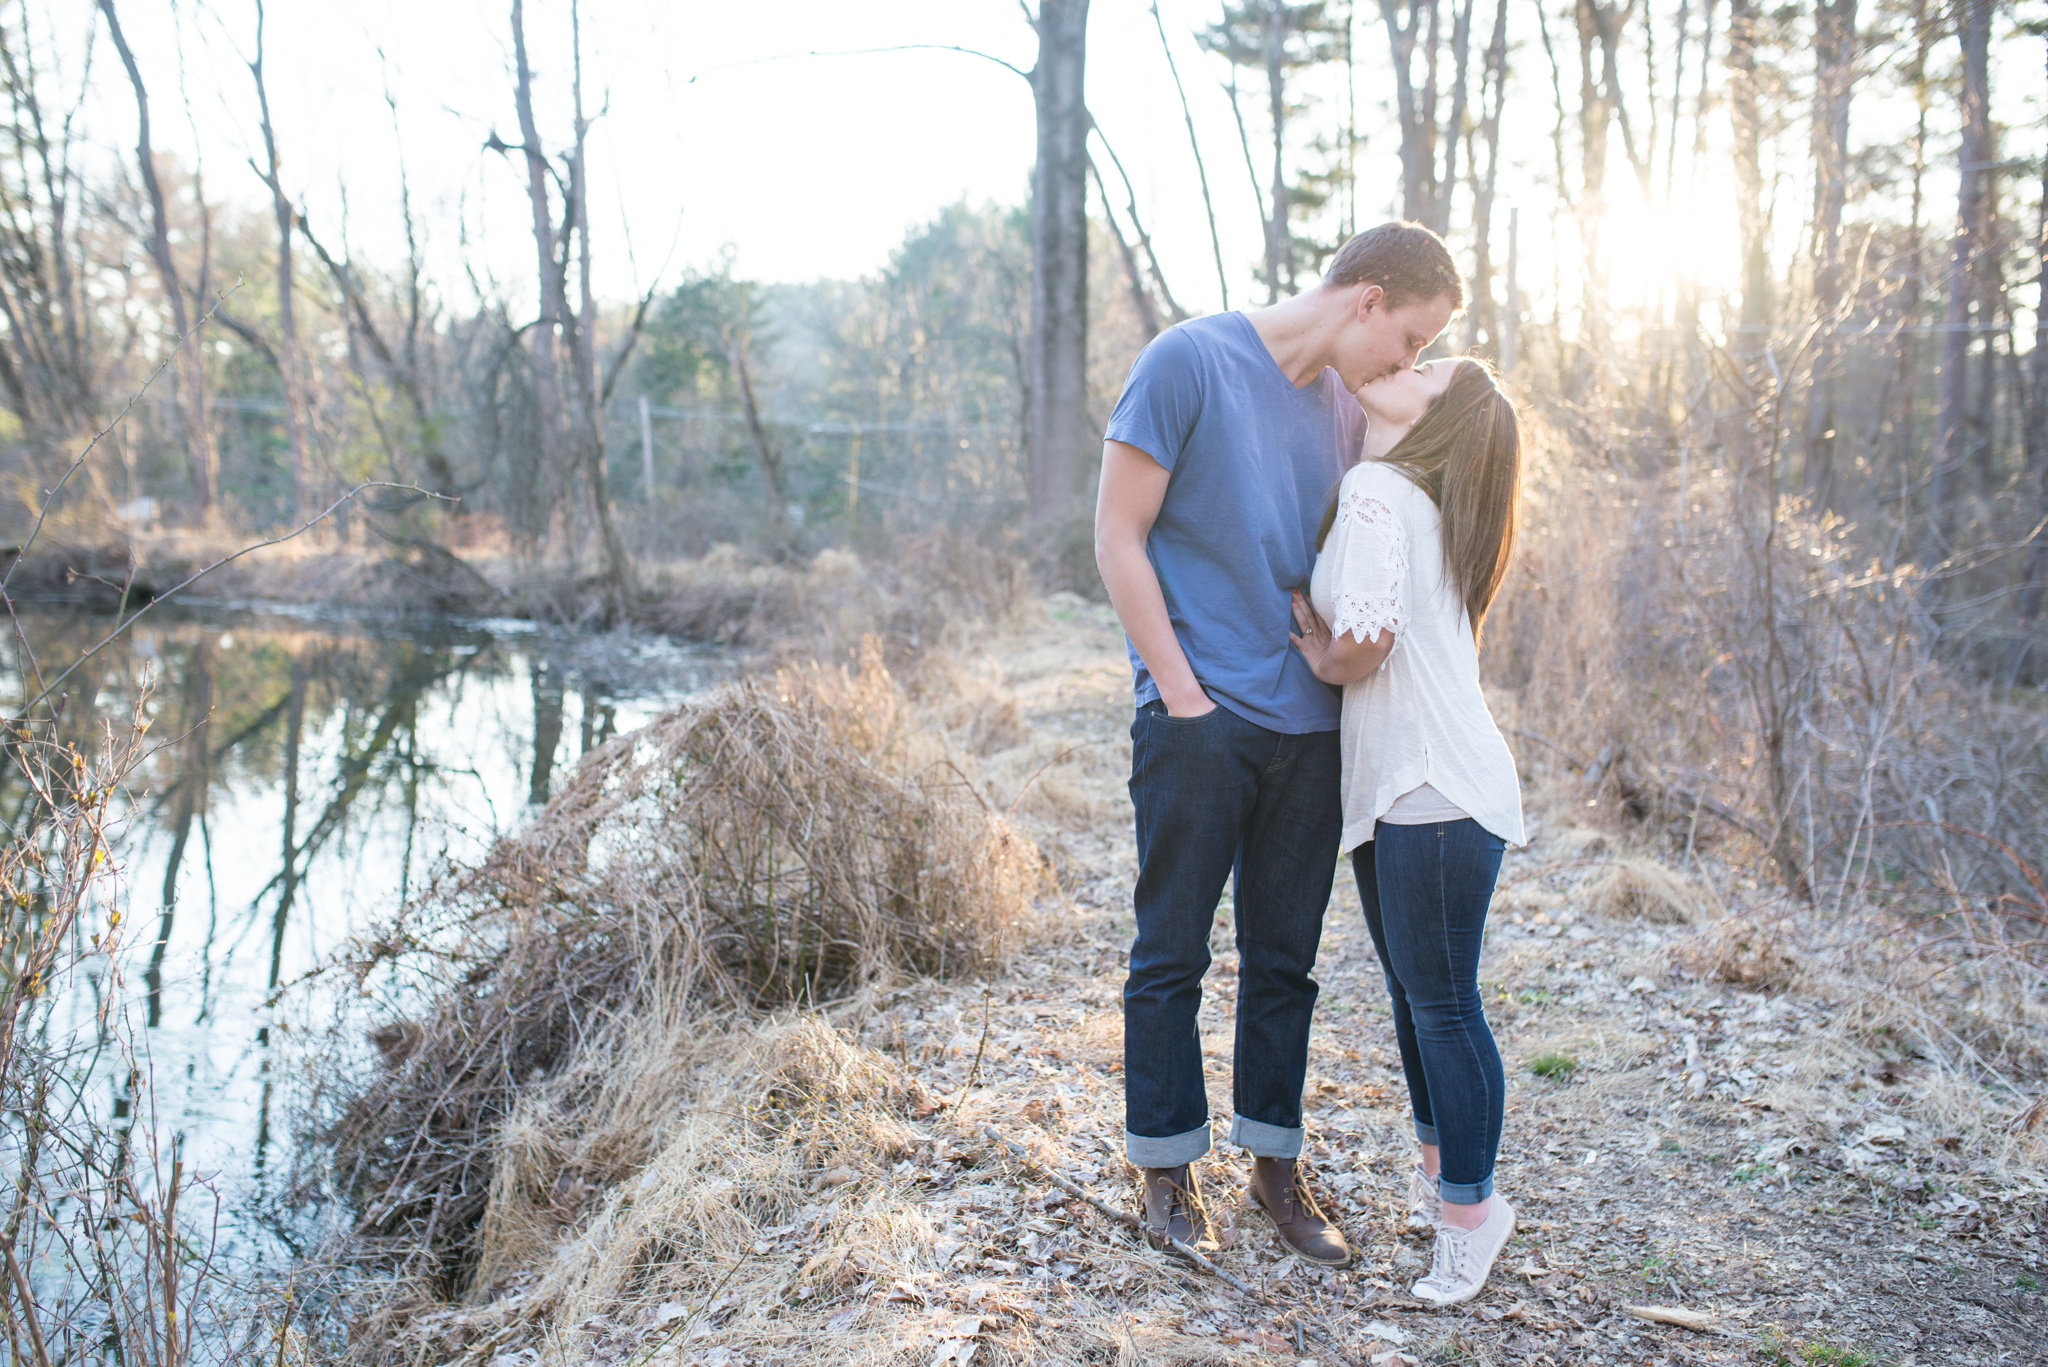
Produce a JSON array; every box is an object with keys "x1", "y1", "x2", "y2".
[
  {"x1": 1227, "y1": 1113, "x2": 1303, "y2": 1159},
  {"x1": 1413, "y1": 1118, "x2": 1440, "y2": 1147},
  {"x1": 1126, "y1": 1123, "x2": 1212, "y2": 1168},
  {"x1": 1438, "y1": 1173, "x2": 1494, "y2": 1205}
]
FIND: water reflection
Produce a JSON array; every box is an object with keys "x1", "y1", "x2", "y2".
[{"x1": 4, "y1": 607, "x2": 733, "y2": 1270}]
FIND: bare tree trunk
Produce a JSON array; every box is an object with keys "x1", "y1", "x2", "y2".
[
  {"x1": 565, "y1": 0, "x2": 631, "y2": 600},
  {"x1": 1467, "y1": 0, "x2": 1508, "y2": 356},
  {"x1": 1664, "y1": 0, "x2": 1689, "y2": 206},
  {"x1": 100, "y1": 0, "x2": 216, "y2": 515},
  {"x1": 1932, "y1": 0, "x2": 1992, "y2": 554},
  {"x1": 1262, "y1": 0, "x2": 1290, "y2": 299},
  {"x1": 1382, "y1": 1, "x2": 1444, "y2": 229},
  {"x1": 1574, "y1": 0, "x2": 1612, "y2": 350},
  {"x1": 1500, "y1": 206, "x2": 1519, "y2": 375},
  {"x1": 1726, "y1": 0, "x2": 1769, "y2": 349},
  {"x1": 508, "y1": 0, "x2": 570, "y2": 557},
  {"x1": 1803, "y1": 0, "x2": 1857, "y2": 510},
  {"x1": 1027, "y1": 0, "x2": 1090, "y2": 528},
  {"x1": 248, "y1": 0, "x2": 310, "y2": 525},
  {"x1": 2012, "y1": 26, "x2": 2048, "y2": 680},
  {"x1": 1534, "y1": 0, "x2": 1570, "y2": 367},
  {"x1": 1886, "y1": 1, "x2": 1931, "y2": 486},
  {"x1": 1439, "y1": 0, "x2": 1473, "y2": 239},
  {"x1": 731, "y1": 327, "x2": 787, "y2": 512}
]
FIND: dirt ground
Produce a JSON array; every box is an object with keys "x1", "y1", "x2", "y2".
[
  {"x1": 423, "y1": 597, "x2": 2047, "y2": 1367},
  {"x1": 856, "y1": 596, "x2": 2047, "y2": 1367}
]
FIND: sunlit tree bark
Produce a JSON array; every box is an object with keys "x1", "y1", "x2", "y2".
[
  {"x1": 1026, "y1": 0, "x2": 1090, "y2": 527},
  {"x1": 1802, "y1": 0, "x2": 1857, "y2": 509},
  {"x1": 1726, "y1": 0, "x2": 1770, "y2": 350},
  {"x1": 1932, "y1": 0, "x2": 1992, "y2": 553}
]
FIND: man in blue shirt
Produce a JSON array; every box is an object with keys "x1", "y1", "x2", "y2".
[{"x1": 1095, "y1": 223, "x2": 1462, "y2": 1264}]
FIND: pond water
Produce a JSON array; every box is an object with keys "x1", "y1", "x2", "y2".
[{"x1": 9, "y1": 603, "x2": 738, "y2": 1277}]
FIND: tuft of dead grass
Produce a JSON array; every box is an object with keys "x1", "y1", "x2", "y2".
[
  {"x1": 1672, "y1": 912, "x2": 1802, "y2": 992},
  {"x1": 324, "y1": 645, "x2": 1043, "y2": 1308},
  {"x1": 1580, "y1": 857, "x2": 1712, "y2": 925}
]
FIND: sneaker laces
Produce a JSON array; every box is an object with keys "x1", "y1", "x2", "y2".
[
  {"x1": 1419, "y1": 1222, "x2": 1472, "y2": 1291},
  {"x1": 1408, "y1": 1166, "x2": 1441, "y2": 1225}
]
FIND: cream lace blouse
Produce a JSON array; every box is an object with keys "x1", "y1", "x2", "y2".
[{"x1": 1307, "y1": 459, "x2": 1526, "y2": 853}]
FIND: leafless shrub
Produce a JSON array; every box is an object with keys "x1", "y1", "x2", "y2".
[
  {"x1": 323, "y1": 646, "x2": 1043, "y2": 1304},
  {"x1": 0, "y1": 700, "x2": 227, "y2": 1365},
  {"x1": 1494, "y1": 379, "x2": 2048, "y2": 1080}
]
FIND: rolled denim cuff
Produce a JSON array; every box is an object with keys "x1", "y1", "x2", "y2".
[
  {"x1": 1438, "y1": 1173, "x2": 1494, "y2": 1205},
  {"x1": 1125, "y1": 1123, "x2": 1212, "y2": 1168},
  {"x1": 1413, "y1": 1117, "x2": 1440, "y2": 1147},
  {"x1": 1227, "y1": 1113, "x2": 1303, "y2": 1159}
]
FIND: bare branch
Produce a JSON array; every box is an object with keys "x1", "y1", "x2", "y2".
[{"x1": 684, "y1": 44, "x2": 1030, "y2": 86}]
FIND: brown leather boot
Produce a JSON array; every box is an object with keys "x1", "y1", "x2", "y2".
[
  {"x1": 1247, "y1": 1157, "x2": 1352, "y2": 1266},
  {"x1": 1139, "y1": 1164, "x2": 1220, "y2": 1252}
]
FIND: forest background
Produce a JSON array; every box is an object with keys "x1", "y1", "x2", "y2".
[{"x1": 3, "y1": 0, "x2": 2048, "y2": 1362}]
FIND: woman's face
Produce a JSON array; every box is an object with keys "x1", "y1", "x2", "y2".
[{"x1": 1357, "y1": 356, "x2": 1459, "y2": 429}]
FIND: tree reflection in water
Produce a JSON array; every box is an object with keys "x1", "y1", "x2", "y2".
[{"x1": 0, "y1": 607, "x2": 728, "y2": 1269}]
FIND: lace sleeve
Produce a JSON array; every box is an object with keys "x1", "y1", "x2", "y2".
[{"x1": 1327, "y1": 486, "x2": 1408, "y2": 648}]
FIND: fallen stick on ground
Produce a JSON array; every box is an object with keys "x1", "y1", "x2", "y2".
[
  {"x1": 982, "y1": 1126, "x2": 1370, "y2": 1367},
  {"x1": 1623, "y1": 1304, "x2": 1715, "y2": 1332}
]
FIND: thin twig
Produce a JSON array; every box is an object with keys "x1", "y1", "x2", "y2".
[
  {"x1": 685, "y1": 44, "x2": 1030, "y2": 85},
  {"x1": 1004, "y1": 741, "x2": 1102, "y2": 815},
  {"x1": 962, "y1": 986, "x2": 993, "y2": 1091}
]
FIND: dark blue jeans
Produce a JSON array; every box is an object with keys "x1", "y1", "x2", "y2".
[
  {"x1": 1352, "y1": 818, "x2": 1507, "y2": 1204},
  {"x1": 1123, "y1": 701, "x2": 1342, "y2": 1166}
]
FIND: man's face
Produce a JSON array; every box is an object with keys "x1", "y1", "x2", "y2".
[{"x1": 1331, "y1": 286, "x2": 1455, "y2": 392}]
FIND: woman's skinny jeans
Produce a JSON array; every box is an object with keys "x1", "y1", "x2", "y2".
[{"x1": 1351, "y1": 818, "x2": 1507, "y2": 1205}]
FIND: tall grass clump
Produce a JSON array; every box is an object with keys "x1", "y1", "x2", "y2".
[{"x1": 323, "y1": 645, "x2": 1043, "y2": 1307}]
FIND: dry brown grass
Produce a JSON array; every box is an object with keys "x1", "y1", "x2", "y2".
[
  {"x1": 324, "y1": 645, "x2": 1044, "y2": 1324},
  {"x1": 639, "y1": 531, "x2": 1035, "y2": 652},
  {"x1": 1581, "y1": 857, "x2": 1713, "y2": 926},
  {"x1": 1669, "y1": 911, "x2": 1803, "y2": 992}
]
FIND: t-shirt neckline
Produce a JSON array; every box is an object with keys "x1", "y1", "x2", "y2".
[{"x1": 1229, "y1": 310, "x2": 1336, "y2": 397}]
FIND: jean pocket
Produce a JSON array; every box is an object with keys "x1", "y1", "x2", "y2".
[{"x1": 1156, "y1": 702, "x2": 1224, "y2": 727}]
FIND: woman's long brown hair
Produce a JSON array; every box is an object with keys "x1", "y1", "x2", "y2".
[{"x1": 1316, "y1": 359, "x2": 1522, "y2": 645}]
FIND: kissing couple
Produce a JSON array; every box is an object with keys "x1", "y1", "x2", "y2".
[{"x1": 1095, "y1": 221, "x2": 1526, "y2": 1307}]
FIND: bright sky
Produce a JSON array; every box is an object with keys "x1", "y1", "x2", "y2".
[{"x1": 82, "y1": 1, "x2": 2048, "y2": 326}]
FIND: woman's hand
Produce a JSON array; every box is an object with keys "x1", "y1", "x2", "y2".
[
  {"x1": 1288, "y1": 589, "x2": 1334, "y2": 675},
  {"x1": 1289, "y1": 589, "x2": 1395, "y2": 686}
]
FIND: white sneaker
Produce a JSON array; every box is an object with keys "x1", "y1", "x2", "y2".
[
  {"x1": 1404, "y1": 1164, "x2": 1440, "y2": 1231},
  {"x1": 1411, "y1": 1195, "x2": 1515, "y2": 1307}
]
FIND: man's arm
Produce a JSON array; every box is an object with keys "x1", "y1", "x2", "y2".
[{"x1": 1094, "y1": 439, "x2": 1214, "y2": 718}]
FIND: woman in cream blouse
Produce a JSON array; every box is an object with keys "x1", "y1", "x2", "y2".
[{"x1": 1289, "y1": 356, "x2": 1526, "y2": 1307}]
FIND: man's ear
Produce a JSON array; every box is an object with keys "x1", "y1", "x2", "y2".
[{"x1": 1355, "y1": 283, "x2": 1385, "y2": 319}]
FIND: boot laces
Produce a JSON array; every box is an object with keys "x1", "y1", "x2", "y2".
[{"x1": 1283, "y1": 1163, "x2": 1327, "y2": 1221}]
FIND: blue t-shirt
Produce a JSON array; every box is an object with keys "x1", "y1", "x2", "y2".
[{"x1": 1104, "y1": 312, "x2": 1364, "y2": 734}]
